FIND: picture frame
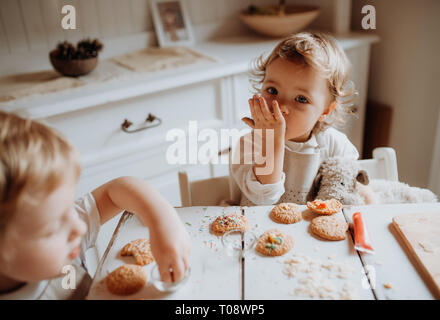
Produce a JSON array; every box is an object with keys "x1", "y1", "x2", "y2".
[{"x1": 150, "y1": 0, "x2": 195, "y2": 47}]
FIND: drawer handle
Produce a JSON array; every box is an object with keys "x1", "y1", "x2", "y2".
[{"x1": 121, "y1": 113, "x2": 162, "y2": 133}]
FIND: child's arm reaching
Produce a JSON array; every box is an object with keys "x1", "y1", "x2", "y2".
[{"x1": 91, "y1": 176, "x2": 190, "y2": 282}]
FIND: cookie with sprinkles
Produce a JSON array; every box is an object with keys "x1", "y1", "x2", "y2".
[
  {"x1": 120, "y1": 238, "x2": 154, "y2": 266},
  {"x1": 255, "y1": 229, "x2": 294, "y2": 257},
  {"x1": 270, "y1": 203, "x2": 302, "y2": 224},
  {"x1": 210, "y1": 213, "x2": 250, "y2": 234},
  {"x1": 306, "y1": 199, "x2": 342, "y2": 215}
]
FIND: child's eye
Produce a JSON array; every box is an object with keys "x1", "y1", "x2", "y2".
[
  {"x1": 295, "y1": 95, "x2": 309, "y2": 104},
  {"x1": 266, "y1": 87, "x2": 278, "y2": 95}
]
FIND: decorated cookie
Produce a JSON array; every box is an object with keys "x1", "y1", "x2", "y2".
[
  {"x1": 306, "y1": 199, "x2": 343, "y2": 215},
  {"x1": 270, "y1": 203, "x2": 302, "y2": 224},
  {"x1": 106, "y1": 264, "x2": 147, "y2": 295},
  {"x1": 211, "y1": 213, "x2": 250, "y2": 234},
  {"x1": 255, "y1": 229, "x2": 294, "y2": 256},
  {"x1": 310, "y1": 215, "x2": 348, "y2": 241},
  {"x1": 120, "y1": 238, "x2": 154, "y2": 266}
]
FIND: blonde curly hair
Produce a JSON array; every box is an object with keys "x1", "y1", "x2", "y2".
[
  {"x1": 0, "y1": 111, "x2": 80, "y2": 233},
  {"x1": 250, "y1": 31, "x2": 357, "y2": 133}
]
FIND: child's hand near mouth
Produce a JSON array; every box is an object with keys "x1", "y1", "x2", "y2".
[
  {"x1": 241, "y1": 95, "x2": 288, "y2": 184},
  {"x1": 242, "y1": 95, "x2": 289, "y2": 136}
]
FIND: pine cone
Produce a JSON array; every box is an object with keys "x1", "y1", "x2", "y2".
[
  {"x1": 53, "y1": 39, "x2": 103, "y2": 60},
  {"x1": 77, "y1": 38, "x2": 103, "y2": 59}
]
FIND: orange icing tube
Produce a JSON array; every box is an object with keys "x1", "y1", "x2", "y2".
[{"x1": 352, "y1": 211, "x2": 375, "y2": 254}]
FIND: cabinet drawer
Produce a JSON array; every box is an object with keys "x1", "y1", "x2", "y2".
[
  {"x1": 77, "y1": 147, "x2": 173, "y2": 194},
  {"x1": 76, "y1": 145, "x2": 213, "y2": 204},
  {"x1": 41, "y1": 80, "x2": 223, "y2": 160}
]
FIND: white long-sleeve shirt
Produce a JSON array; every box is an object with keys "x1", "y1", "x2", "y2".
[{"x1": 231, "y1": 127, "x2": 359, "y2": 206}]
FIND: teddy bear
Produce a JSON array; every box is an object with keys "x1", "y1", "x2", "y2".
[{"x1": 306, "y1": 157, "x2": 438, "y2": 205}]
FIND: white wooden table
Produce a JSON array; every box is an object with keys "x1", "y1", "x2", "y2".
[{"x1": 87, "y1": 203, "x2": 440, "y2": 300}]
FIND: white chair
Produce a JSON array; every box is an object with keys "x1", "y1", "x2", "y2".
[
  {"x1": 178, "y1": 172, "x2": 241, "y2": 207},
  {"x1": 178, "y1": 148, "x2": 241, "y2": 206},
  {"x1": 358, "y1": 147, "x2": 398, "y2": 181},
  {"x1": 178, "y1": 147, "x2": 399, "y2": 207}
]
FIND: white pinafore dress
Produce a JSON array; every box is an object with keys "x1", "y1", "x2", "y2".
[{"x1": 240, "y1": 136, "x2": 323, "y2": 206}]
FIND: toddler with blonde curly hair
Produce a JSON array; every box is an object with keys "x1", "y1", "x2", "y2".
[{"x1": 232, "y1": 31, "x2": 375, "y2": 205}]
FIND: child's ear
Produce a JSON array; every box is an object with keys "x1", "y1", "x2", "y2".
[
  {"x1": 319, "y1": 101, "x2": 337, "y2": 122},
  {"x1": 325, "y1": 101, "x2": 337, "y2": 115}
]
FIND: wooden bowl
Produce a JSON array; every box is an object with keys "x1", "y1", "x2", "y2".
[
  {"x1": 49, "y1": 50, "x2": 98, "y2": 77},
  {"x1": 239, "y1": 5, "x2": 320, "y2": 38}
]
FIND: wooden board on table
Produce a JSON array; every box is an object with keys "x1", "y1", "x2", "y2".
[
  {"x1": 392, "y1": 212, "x2": 440, "y2": 299},
  {"x1": 343, "y1": 204, "x2": 440, "y2": 300},
  {"x1": 87, "y1": 206, "x2": 243, "y2": 300},
  {"x1": 244, "y1": 205, "x2": 374, "y2": 300}
]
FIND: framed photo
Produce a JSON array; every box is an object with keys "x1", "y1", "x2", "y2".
[{"x1": 150, "y1": 0, "x2": 195, "y2": 47}]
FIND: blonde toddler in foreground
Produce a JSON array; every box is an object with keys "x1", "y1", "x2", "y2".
[{"x1": 0, "y1": 111, "x2": 190, "y2": 299}]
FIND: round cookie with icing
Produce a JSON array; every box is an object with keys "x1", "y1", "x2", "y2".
[
  {"x1": 270, "y1": 203, "x2": 302, "y2": 224},
  {"x1": 120, "y1": 238, "x2": 154, "y2": 266},
  {"x1": 211, "y1": 213, "x2": 250, "y2": 234},
  {"x1": 307, "y1": 199, "x2": 343, "y2": 215},
  {"x1": 255, "y1": 229, "x2": 294, "y2": 256},
  {"x1": 106, "y1": 264, "x2": 147, "y2": 295},
  {"x1": 310, "y1": 215, "x2": 348, "y2": 240}
]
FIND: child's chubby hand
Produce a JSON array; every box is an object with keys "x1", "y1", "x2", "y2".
[
  {"x1": 148, "y1": 214, "x2": 191, "y2": 283},
  {"x1": 91, "y1": 176, "x2": 191, "y2": 283},
  {"x1": 242, "y1": 95, "x2": 287, "y2": 143}
]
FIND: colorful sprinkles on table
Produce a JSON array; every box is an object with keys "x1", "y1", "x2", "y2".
[
  {"x1": 204, "y1": 239, "x2": 219, "y2": 251},
  {"x1": 182, "y1": 208, "x2": 226, "y2": 252},
  {"x1": 216, "y1": 213, "x2": 245, "y2": 227}
]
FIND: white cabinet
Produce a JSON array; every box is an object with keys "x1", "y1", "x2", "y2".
[
  {"x1": 43, "y1": 80, "x2": 222, "y2": 167},
  {"x1": 231, "y1": 72, "x2": 254, "y2": 129},
  {"x1": 342, "y1": 44, "x2": 372, "y2": 153},
  {"x1": 39, "y1": 78, "x2": 224, "y2": 201}
]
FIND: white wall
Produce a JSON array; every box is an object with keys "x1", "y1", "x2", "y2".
[
  {"x1": 0, "y1": 0, "x2": 252, "y2": 55},
  {"x1": 429, "y1": 112, "x2": 440, "y2": 196},
  {"x1": 352, "y1": 0, "x2": 440, "y2": 188},
  {"x1": 0, "y1": 0, "x2": 351, "y2": 77},
  {"x1": 0, "y1": 0, "x2": 251, "y2": 75},
  {"x1": 0, "y1": 0, "x2": 353, "y2": 55}
]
